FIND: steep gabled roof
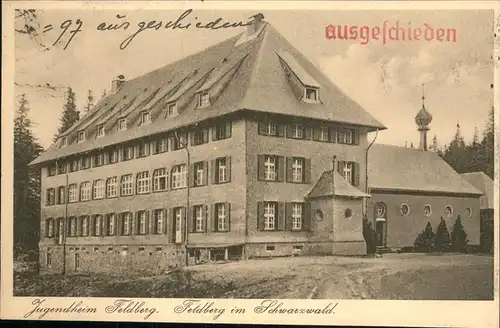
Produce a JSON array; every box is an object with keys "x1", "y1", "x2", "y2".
[
  {"x1": 460, "y1": 172, "x2": 494, "y2": 209},
  {"x1": 30, "y1": 22, "x2": 386, "y2": 166},
  {"x1": 307, "y1": 170, "x2": 370, "y2": 199},
  {"x1": 368, "y1": 144, "x2": 483, "y2": 196}
]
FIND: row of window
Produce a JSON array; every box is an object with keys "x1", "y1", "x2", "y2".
[
  {"x1": 258, "y1": 121, "x2": 359, "y2": 145},
  {"x1": 376, "y1": 203, "x2": 473, "y2": 218},
  {"x1": 50, "y1": 121, "x2": 232, "y2": 176},
  {"x1": 45, "y1": 157, "x2": 231, "y2": 205},
  {"x1": 45, "y1": 203, "x2": 232, "y2": 240},
  {"x1": 257, "y1": 202, "x2": 310, "y2": 231}
]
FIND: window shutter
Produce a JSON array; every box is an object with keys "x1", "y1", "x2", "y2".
[
  {"x1": 150, "y1": 140, "x2": 157, "y2": 154},
  {"x1": 207, "y1": 204, "x2": 213, "y2": 232},
  {"x1": 211, "y1": 125, "x2": 217, "y2": 141},
  {"x1": 257, "y1": 155, "x2": 266, "y2": 181},
  {"x1": 225, "y1": 121, "x2": 232, "y2": 138},
  {"x1": 102, "y1": 215, "x2": 109, "y2": 236},
  {"x1": 285, "y1": 202, "x2": 293, "y2": 231},
  {"x1": 226, "y1": 202, "x2": 231, "y2": 231},
  {"x1": 189, "y1": 164, "x2": 195, "y2": 187},
  {"x1": 163, "y1": 209, "x2": 168, "y2": 235},
  {"x1": 226, "y1": 156, "x2": 232, "y2": 182},
  {"x1": 115, "y1": 214, "x2": 121, "y2": 236},
  {"x1": 304, "y1": 158, "x2": 312, "y2": 184},
  {"x1": 145, "y1": 142, "x2": 150, "y2": 156},
  {"x1": 257, "y1": 202, "x2": 265, "y2": 231},
  {"x1": 312, "y1": 127, "x2": 320, "y2": 141},
  {"x1": 189, "y1": 132, "x2": 195, "y2": 146},
  {"x1": 203, "y1": 128, "x2": 209, "y2": 143},
  {"x1": 203, "y1": 161, "x2": 209, "y2": 186},
  {"x1": 103, "y1": 152, "x2": 109, "y2": 165},
  {"x1": 303, "y1": 202, "x2": 311, "y2": 231},
  {"x1": 89, "y1": 216, "x2": 95, "y2": 236},
  {"x1": 286, "y1": 157, "x2": 293, "y2": 182},
  {"x1": 353, "y1": 162, "x2": 360, "y2": 186},
  {"x1": 258, "y1": 121, "x2": 266, "y2": 135},
  {"x1": 212, "y1": 203, "x2": 218, "y2": 232},
  {"x1": 145, "y1": 210, "x2": 150, "y2": 234},
  {"x1": 169, "y1": 136, "x2": 176, "y2": 150},
  {"x1": 203, "y1": 205, "x2": 208, "y2": 233},
  {"x1": 210, "y1": 159, "x2": 217, "y2": 184},
  {"x1": 354, "y1": 129, "x2": 360, "y2": 145},
  {"x1": 304, "y1": 126, "x2": 312, "y2": 140},
  {"x1": 166, "y1": 209, "x2": 173, "y2": 242},
  {"x1": 337, "y1": 161, "x2": 344, "y2": 176},
  {"x1": 278, "y1": 202, "x2": 285, "y2": 231},
  {"x1": 181, "y1": 206, "x2": 187, "y2": 237},
  {"x1": 190, "y1": 206, "x2": 196, "y2": 233},
  {"x1": 286, "y1": 124, "x2": 293, "y2": 138},
  {"x1": 277, "y1": 156, "x2": 285, "y2": 182},
  {"x1": 329, "y1": 127, "x2": 337, "y2": 142},
  {"x1": 277, "y1": 124, "x2": 285, "y2": 137}
]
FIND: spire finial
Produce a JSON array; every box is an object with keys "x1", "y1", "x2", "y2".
[{"x1": 421, "y1": 83, "x2": 425, "y2": 106}]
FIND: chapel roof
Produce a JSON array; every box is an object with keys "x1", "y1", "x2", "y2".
[
  {"x1": 30, "y1": 20, "x2": 386, "y2": 166},
  {"x1": 460, "y1": 172, "x2": 494, "y2": 209},
  {"x1": 306, "y1": 170, "x2": 371, "y2": 199}
]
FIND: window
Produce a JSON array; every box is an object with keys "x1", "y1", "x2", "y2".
[
  {"x1": 122, "y1": 145, "x2": 134, "y2": 161},
  {"x1": 46, "y1": 188, "x2": 55, "y2": 205},
  {"x1": 192, "y1": 128, "x2": 208, "y2": 146},
  {"x1": 80, "y1": 182, "x2": 91, "y2": 201},
  {"x1": 198, "y1": 91, "x2": 210, "y2": 108},
  {"x1": 70, "y1": 159, "x2": 79, "y2": 172},
  {"x1": 424, "y1": 205, "x2": 432, "y2": 217},
  {"x1": 292, "y1": 123, "x2": 304, "y2": 139},
  {"x1": 291, "y1": 203, "x2": 303, "y2": 230},
  {"x1": 141, "y1": 112, "x2": 151, "y2": 125},
  {"x1": 56, "y1": 186, "x2": 65, "y2": 204},
  {"x1": 171, "y1": 165, "x2": 187, "y2": 189},
  {"x1": 194, "y1": 162, "x2": 206, "y2": 186},
  {"x1": 444, "y1": 205, "x2": 453, "y2": 218},
  {"x1": 107, "y1": 148, "x2": 118, "y2": 164},
  {"x1": 69, "y1": 217, "x2": 77, "y2": 236},
  {"x1": 266, "y1": 122, "x2": 277, "y2": 136},
  {"x1": 153, "y1": 168, "x2": 168, "y2": 191},
  {"x1": 166, "y1": 102, "x2": 178, "y2": 117},
  {"x1": 154, "y1": 209, "x2": 164, "y2": 234},
  {"x1": 75, "y1": 253, "x2": 80, "y2": 270},
  {"x1": 107, "y1": 213, "x2": 116, "y2": 236},
  {"x1": 94, "y1": 215, "x2": 103, "y2": 236},
  {"x1": 136, "y1": 171, "x2": 150, "y2": 194},
  {"x1": 46, "y1": 250, "x2": 52, "y2": 268},
  {"x1": 152, "y1": 137, "x2": 168, "y2": 154},
  {"x1": 137, "y1": 211, "x2": 147, "y2": 235},
  {"x1": 57, "y1": 162, "x2": 66, "y2": 174},
  {"x1": 216, "y1": 203, "x2": 229, "y2": 232},
  {"x1": 194, "y1": 205, "x2": 204, "y2": 232},
  {"x1": 120, "y1": 174, "x2": 133, "y2": 196},
  {"x1": 213, "y1": 121, "x2": 231, "y2": 141},
  {"x1": 319, "y1": 126, "x2": 329, "y2": 141},
  {"x1": 118, "y1": 118, "x2": 127, "y2": 131},
  {"x1": 94, "y1": 153, "x2": 104, "y2": 167},
  {"x1": 345, "y1": 208, "x2": 353, "y2": 219},
  {"x1": 48, "y1": 165, "x2": 57, "y2": 176},
  {"x1": 342, "y1": 162, "x2": 353, "y2": 184},
  {"x1": 92, "y1": 179, "x2": 104, "y2": 199},
  {"x1": 137, "y1": 141, "x2": 149, "y2": 157},
  {"x1": 266, "y1": 245, "x2": 275, "y2": 251},
  {"x1": 291, "y1": 158, "x2": 304, "y2": 183},
  {"x1": 215, "y1": 157, "x2": 228, "y2": 184},
  {"x1": 68, "y1": 184, "x2": 77, "y2": 203},
  {"x1": 61, "y1": 137, "x2": 68, "y2": 147},
  {"x1": 77, "y1": 131, "x2": 86, "y2": 143},
  {"x1": 264, "y1": 156, "x2": 277, "y2": 181},
  {"x1": 106, "y1": 177, "x2": 118, "y2": 198},
  {"x1": 400, "y1": 203, "x2": 410, "y2": 216},
  {"x1": 46, "y1": 218, "x2": 54, "y2": 237},
  {"x1": 465, "y1": 206, "x2": 472, "y2": 218},
  {"x1": 80, "y1": 156, "x2": 91, "y2": 170},
  {"x1": 264, "y1": 202, "x2": 276, "y2": 230},
  {"x1": 172, "y1": 132, "x2": 187, "y2": 150},
  {"x1": 97, "y1": 125, "x2": 105, "y2": 137},
  {"x1": 338, "y1": 129, "x2": 355, "y2": 144},
  {"x1": 121, "y1": 212, "x2": 132, "y2": 235},
  {"x1": 305, "y1": 88, "x2": 318, "y2": 101},
  {"x1": 81, "y1": 216, "x2": 89, "y2": 236}
]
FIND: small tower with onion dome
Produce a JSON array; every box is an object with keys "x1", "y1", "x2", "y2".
[{"x1": 415, "y1": 84, "x2": 433, "y2": 151}]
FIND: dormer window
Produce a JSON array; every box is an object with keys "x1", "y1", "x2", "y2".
[
  {"x1": 304, "y1": 88, "x2": 318, "y2": 102},
  {"x1": 166, "y1": 102, "x2": 178, "y2": 117},
  {"x1": 77, "y1": 131, "x2": 86, "y2": 143},
  {"x1": 118, "y1": 118, "x2": 127, "y2": 131},
  {"x1": 60, "y1": 137, "x2": 68, "y2": 147},
  {"x1": 97, "y1": 125, "x2": 105, "y2": 138},
  {"x1": 141, "y1": 112, "x2": 151, "y2": 125},
  {"x1": 198, "y1": 91, "x2": 210, "y2": 108}
]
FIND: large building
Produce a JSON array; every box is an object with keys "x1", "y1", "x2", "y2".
[{"x1": 30, "y1": 15, "x2": 483, "y2": 275}]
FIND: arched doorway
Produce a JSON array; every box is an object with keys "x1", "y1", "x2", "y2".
[{"x1": 374, "y1": 202, "x2": 387, "y2": 247}]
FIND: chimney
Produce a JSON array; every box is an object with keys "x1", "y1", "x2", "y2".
[
  {"x1": 111, "y1": 75, "x2": 126, "y2": 93},
  {"x1": 247, "y1": 13, "x2": 265, "y2": 36}
]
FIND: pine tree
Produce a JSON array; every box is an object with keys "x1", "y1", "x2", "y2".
[
  {"x1": 451, "y1": 215, "x2": 469, "y2": 253},
  {"x1": 53, "y1": 87, "x2": 79, "y2": 142},
  {"x1": 414, "y1": 221, "x2": 435, "y2": 252},
  {"x1": 481, "y1": 106, "x2": 494, "y2": 179},
  {"x1": 442, "y1": 122, "x2": 468, "y2": 173},
  {"x1": 434, "y1": 217, "x2": 451, "y2": 251},
  {"x1": 14, "y1": 94, "x2": 44, "y2": 253}
]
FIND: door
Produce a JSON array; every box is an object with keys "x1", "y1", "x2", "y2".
[
  {"x1": 375, "y1": 203, "x2": 387, "y2": 247},
  {"x1": 175, "y1": 209, "x2": 182, "y2": 244}
]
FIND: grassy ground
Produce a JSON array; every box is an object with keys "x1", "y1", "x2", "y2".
[{"x1": 14, "y1": 253, "x2": 494, "y2": 300}]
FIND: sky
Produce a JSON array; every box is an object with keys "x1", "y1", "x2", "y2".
[{"x1": 14, "y1": 9, "x2": 494, "y2": 149}]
